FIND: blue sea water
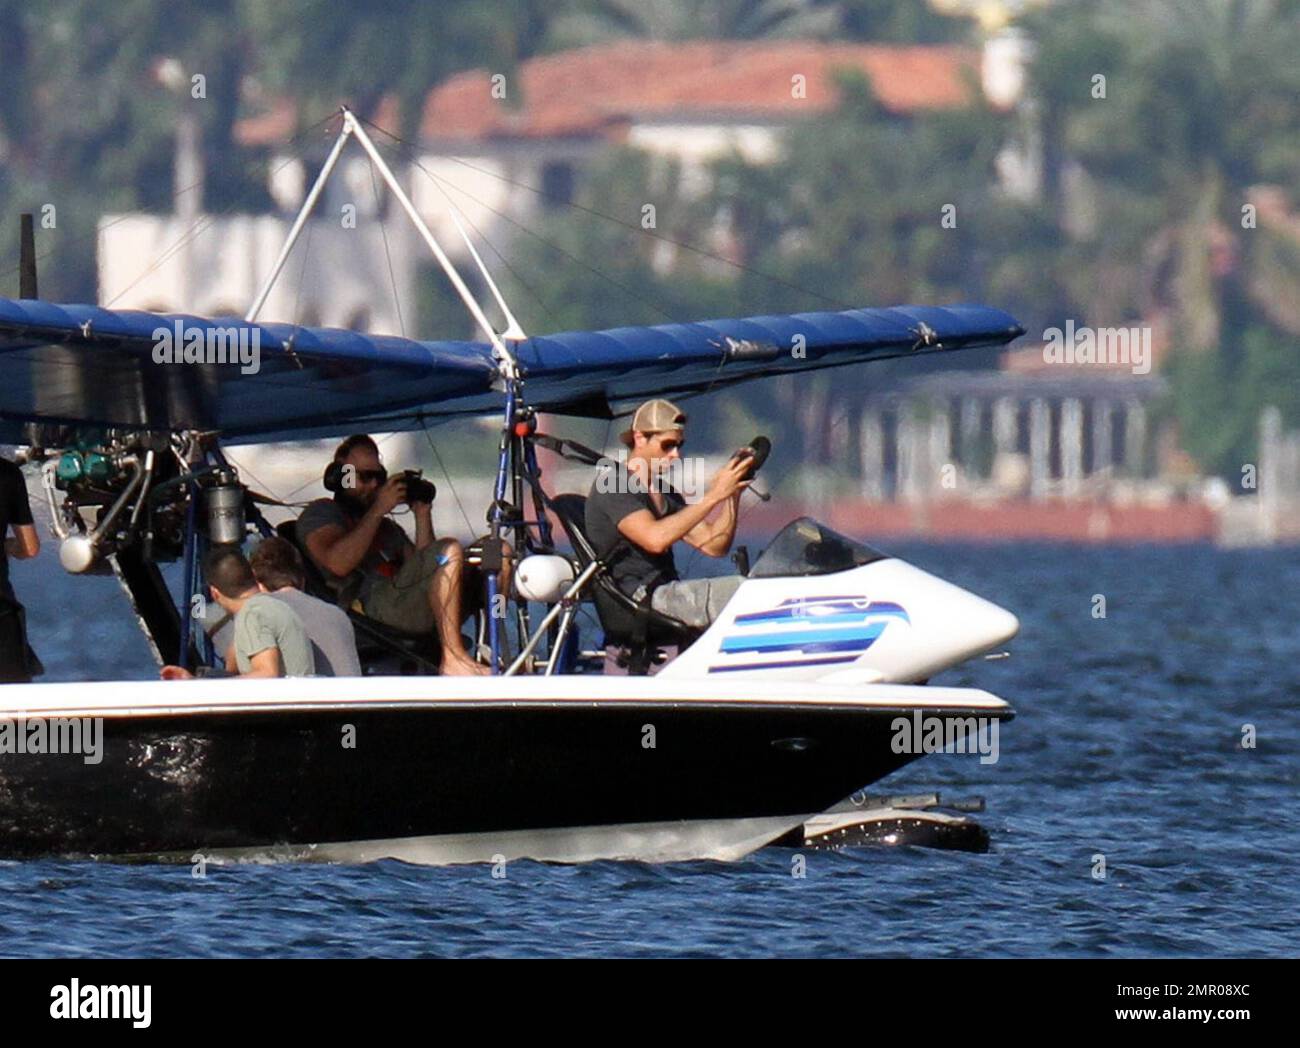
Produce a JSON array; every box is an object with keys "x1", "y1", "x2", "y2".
[{"x1": 1, "y1": 542, "x2": 1297, "y2": 958}]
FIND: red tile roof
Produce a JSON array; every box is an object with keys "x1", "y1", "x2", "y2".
[
  {"x1": 237, "y1": 40, "x2": 980, "y2": 147},
  {"x1": 421, "y1": 41, "x2": 979, "y2": 141}
]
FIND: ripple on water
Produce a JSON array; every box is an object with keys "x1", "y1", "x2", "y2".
[{"x1": 2, "y1": 544, "x2": 1298, "y2": 956}]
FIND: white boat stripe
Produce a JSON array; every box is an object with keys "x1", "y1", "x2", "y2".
[{"x1": 0, "y1": 674, "x2": 1011, "y2": 717}]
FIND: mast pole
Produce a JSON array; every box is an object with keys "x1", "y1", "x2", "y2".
[
  {"x1": 421, "y1": 174, "x2": 526, "y2": 339},
  {"x1": 245, "y1": 112, "x2": 355, "y2": 322},
  {"x1": 344, "y1": 109, "x2": 530, "y2": 672},
  {"x1": 342, "y1": 108, "x2": 519, "y2": 376},
  {"x1": 19, "y1": 214, "x2": 37, "y2": 299},
  {"x1": 243, "y1": 106, "x2": 531, "y2": 671}
]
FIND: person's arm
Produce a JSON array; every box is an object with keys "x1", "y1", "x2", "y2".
[
  {"x1": 305, "y1": 478, "x2": 405, "y2": 578},
  {"x1": 617, "y1": 455, "x2": 750, "y2": 556},
  {"x1": 4, "y1": 468, "x2": 39, "y2": 558},
  {"x1": 224, "y1": 644, "x2": 238, "y2": 674},
  {"x1": 5, "y1": 523, "x2": 39, "y2": 559},
  {"x1": 683, "y1": 492, "x2": 741, "y2": 557},
  {"x1": 241, "y1": 647, "x2": 283, "y2": 679},
  {"x1": 412, "y1": 499, "x2": 435, "y2": 552}
]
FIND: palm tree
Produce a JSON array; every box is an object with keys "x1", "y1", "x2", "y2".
[
  {"x1": 1026, "y1": 0, "x2": 1300, "y2": 349},
  {"x1": 243, "y1": 0, "x2": 562, "y2": 141}
]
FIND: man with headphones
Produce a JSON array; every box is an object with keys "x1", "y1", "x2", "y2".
[{"x1": 297, "y1": 434, "x2": 492, "y2": 676}]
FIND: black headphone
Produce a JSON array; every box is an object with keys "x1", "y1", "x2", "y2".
[
  {"x1": 324, "y1": 435, "x2": 384, "y2": 493},
  {"x1": 323, "y1": 461, "x2": 389, "y2": 493}
]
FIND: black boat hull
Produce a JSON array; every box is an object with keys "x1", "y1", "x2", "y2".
[{"x1": 0, "y1": 679, "x2": 1012, "y2": 864}]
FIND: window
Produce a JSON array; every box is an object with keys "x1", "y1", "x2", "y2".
[{"x1": 540, "y1": 162, "x2": 575, "y2": 210}]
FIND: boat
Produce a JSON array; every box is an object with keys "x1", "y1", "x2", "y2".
[{"x1": 0, "y1": 108, "x2": 1023, "y2": 865}]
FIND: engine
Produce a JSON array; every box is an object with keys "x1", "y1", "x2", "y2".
[{"x1": 25, "y1": 429, "x2": 247, "y2": 574}]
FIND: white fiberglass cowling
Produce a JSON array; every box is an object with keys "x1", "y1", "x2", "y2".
[{"x1": 657, "y1": 518, "x2": 1019, "y2": 684}]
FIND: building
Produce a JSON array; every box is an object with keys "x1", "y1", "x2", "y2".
[{"x1": 98, "y1": 40, "x2": 996, "y2": 332}]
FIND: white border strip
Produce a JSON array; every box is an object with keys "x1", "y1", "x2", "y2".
[{"x1": 0, "y1": 675, "x2": 1012, "y2": 719}]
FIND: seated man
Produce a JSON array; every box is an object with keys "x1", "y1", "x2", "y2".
[
  {"x1": 163, "y1": 548, "x2": 315, "y2": 679},
  {"x1": 247, "y1": 536, "x2": 362, "y2": 676},
  {"x1": 585, "y1": 398, "x2": 751, "y2": 633},
  {"x1": 298, "y1": 434, "x2": 503, "y2": 677}
]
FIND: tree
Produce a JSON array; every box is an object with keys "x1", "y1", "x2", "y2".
[
  {"x1": 0, "y1": 0, "x2": 270, "y2": 298},
  {"x1": 245, "y1": 0, "x2": 554, "y2": 142},
  {"x1": 1024, "y1": 0, "x2": 1300, "y2": 350}
]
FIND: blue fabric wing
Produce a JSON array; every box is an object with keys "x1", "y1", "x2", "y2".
[{"x1": 0, "y1": 298, "x2": 1021, "y2": 443}]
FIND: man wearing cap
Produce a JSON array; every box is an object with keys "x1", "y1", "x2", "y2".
[{"x1": 584, "y1": 398, "x2": 752, "y2": 630}]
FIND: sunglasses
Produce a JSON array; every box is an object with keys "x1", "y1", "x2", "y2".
[
  {"x1": 657, "y1": 438, "x2": 684, "y2": 452},
  {"x1": 356, "y1": 468, "x2": 388, "y2": 484}
]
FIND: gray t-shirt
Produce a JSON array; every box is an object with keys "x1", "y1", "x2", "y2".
[
  {"x1": 297, "y1": 497, "x2": 409, "y2": 603},
  {"x1": 232, "y1": 593, "x2": 315, "y2": 677},
  {"x1": 584, "y1": 463, "x2": 684, "y2": 597},
  {"x1": 210, "y1": 589, "x2": 361, "y2": 677},
  {"x1": 265, "y1": 588, "x2": 361, "y2": 677}
]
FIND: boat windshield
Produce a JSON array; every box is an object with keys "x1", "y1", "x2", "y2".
[{"x1": 748, "y1": 517, "x2": 889, "y2": 578}]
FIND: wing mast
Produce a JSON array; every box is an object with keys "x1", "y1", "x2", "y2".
[
  {"x1": 242, "y1": 106, "x2": 528, "y2": 670},
  {"x1": 245, "y1": 107, "x2": 524, "y2": 375}
]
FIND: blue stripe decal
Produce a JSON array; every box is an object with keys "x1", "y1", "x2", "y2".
[
  {"x1": 733, "y1": 600, "x2": 909, "y2": 626},
  {"x1": 719, "y1": 621, "x2": 889, "y2": 655},
  {"x1": 733, "y1": 597, "x2": 871, "y2": 624},
  {"x1": 733, "y1": 610, "x2": 904, "y2": 630}
]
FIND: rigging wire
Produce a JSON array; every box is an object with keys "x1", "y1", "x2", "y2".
[
  {"x1": 290, "y1": 203, "x2": 316, "y2": 328},
  {"x1": 355, "y1": 116, "x2": 680, "y2": 325},
  {"x1": 420, "y1": 422, "x2": 478, "y2": 537},
  {"x1": 0, "y1": 111, "x2": 338, "y2": 290},
  {"x1": 360, "y1": 138, "x2": 477, "y2": 541},
  {"x1": 355, "y1": 116, "x2": 855, "y2": 314},
  {"x1": 354, "y1": 118, "x2": 564, "y2": 333},
  {"x1": 101, "y1": 112, "x2": 343, "y2": 308},
  {"x1": 354, "y1": 114, "x2": 813, "y2": 467},
  {"x1": 366, "y1": 158, "x2": 407, "y2": 337},
  {"x1": 218, "y1": 453, "x2": 285, "y2": 508},
  {"x1": 265, "y1": 430, "x2": 411, "y2": 509}
]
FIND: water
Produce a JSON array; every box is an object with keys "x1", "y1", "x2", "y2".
[{"x1": 2, "y1": 542, "x2": 1297, "y2": 957}]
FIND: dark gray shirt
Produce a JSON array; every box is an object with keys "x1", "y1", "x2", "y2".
[
  {"x1": 297, "y1": 497, "x2": 409, "y2": 603},
  {"x1": 585, "y1": 463, "x2": 684, "y2": 597},
  {"x1": 1, "y1": 457, "x2": 34, "y2": 603},
  {"x1": 266, "y1": 588, "x2": 361, "y2": 677}
]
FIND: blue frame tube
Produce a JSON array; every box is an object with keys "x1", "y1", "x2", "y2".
[
  {"x1": 486, "y1": 383, "x2": 518, "y2": 672},
  {"x1": 521, "y1": 436, "x2": 555, "y2": 551},
  {"x1": 178, "y1": 478, "x2": 198, "y2": 670}
]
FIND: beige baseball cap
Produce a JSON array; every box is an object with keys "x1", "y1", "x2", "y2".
[{"x1": 619, "y1": 398, "x2": 688, "y2": 447}]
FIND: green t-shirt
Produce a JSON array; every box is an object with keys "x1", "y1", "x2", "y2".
[{"x1": 232, "y1": 593, "x2": 316, "y2": 677}]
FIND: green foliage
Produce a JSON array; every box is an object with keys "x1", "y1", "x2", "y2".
[
  {"x1": 1167, "y1": 326, "x2": 1300, "y2": 482},
  {"x1": 834, "y1": 0, "x2": 970, "y2": 42},
  {"x1": 244, "y1": 0, "x2": 529, "y2": 140},
  {"x1": 2, "y1": 0, "x2": 1298, "y2": 484}
]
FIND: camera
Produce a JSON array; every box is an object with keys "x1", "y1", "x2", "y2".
[{"x1": 398, "y1": 469, "x2": 437, "y2": 505}]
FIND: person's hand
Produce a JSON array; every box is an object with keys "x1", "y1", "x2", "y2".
[
  {"x1": 160, "y1": 665, "x2": 194, "y2": 681},
  {"x1": 707, "y1": 452, "x2": 753, "y2": 502},
  {"x1": 373, "y1": 474, "x2": 407, "y2": 515}
]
